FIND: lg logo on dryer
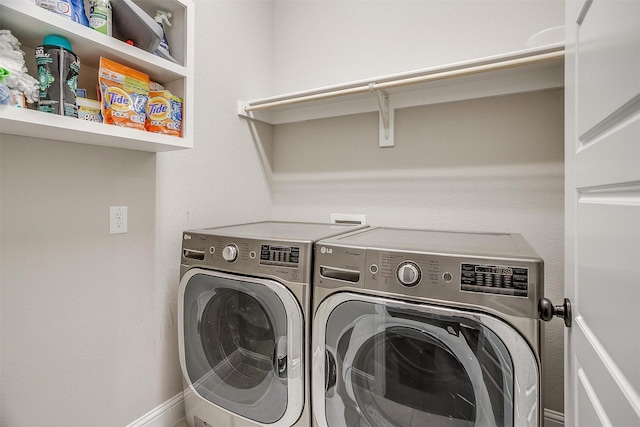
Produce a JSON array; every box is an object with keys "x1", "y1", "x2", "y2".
[{"x1": 320, "y1": 246, "x2": 333, "y2": 254}]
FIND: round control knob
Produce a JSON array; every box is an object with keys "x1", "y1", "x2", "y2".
[
  {"x1": 396, "y1": 262, "x2": 421, "y2": 287},
  {"x1": 222, "y1": 244, "x2": 238, "y2": 262}
]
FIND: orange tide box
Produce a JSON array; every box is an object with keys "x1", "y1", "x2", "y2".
[
  {"x1": 98, "y1": 57, "x2": 149, "y2": 130},
  {"x1": 145, "y1": 90, "x2": 183, "y2": 137}
]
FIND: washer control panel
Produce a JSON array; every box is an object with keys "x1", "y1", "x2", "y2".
[
  {"x1": 181, "y1": 233, "x2": 312, "y2": 284},
  {"x1": 259, "y1": 244, "x2": 300, "y2": 268}
]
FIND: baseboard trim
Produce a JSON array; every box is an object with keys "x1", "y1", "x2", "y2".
[
  {"x1": 126, "y1": 392, "x2": 185, "y2": 427},
  {"x1": 545, "y1": 408, "x2": 565, "y2": 427},
  {"x1": 125, "y1": 394, "x2": 561, "y2": 427}
]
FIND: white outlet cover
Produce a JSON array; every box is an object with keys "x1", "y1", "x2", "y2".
[{"x1": 109, "y1": 206, "x2": 128, "y2": 234}]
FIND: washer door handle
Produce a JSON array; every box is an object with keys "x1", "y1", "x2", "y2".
[
  {"x1": 273, "y1": 336, "x2": 288, "y2": 381},
  {"x1": 325, "y1": 348, "x2": 337, "y2": 394}
]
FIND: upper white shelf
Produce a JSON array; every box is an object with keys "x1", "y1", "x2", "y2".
[
  {"x1": 239, "y1": 43, "x2": 565, "y2": 129},
  {"x1": 0, "y1": 0, "x2": 194, "y2": 152},
  {"x1": 0, "y1": 0, "x2": 187, "y2": 82}
]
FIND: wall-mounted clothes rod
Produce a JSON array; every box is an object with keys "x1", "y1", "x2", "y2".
[
  {"x1": 238, "y1": 44, "x2": 564, "y2": 149},
  {"x1": 242, "y1": 49, "x2": 564, "y2": 113}
]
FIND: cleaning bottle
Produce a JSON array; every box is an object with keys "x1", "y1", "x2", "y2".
[
  {"x1": 36, "y1": 0, "x2": 89, "y2": 26},
  {"x1": 70, "y1": 0, "x2": 90, "y2": 26},
  {"x1": 89, "y1": 0, "x2": 112, "y2": 36},
  {"x1": 153, "y1": 10, "x2": 178, "y2": 63}
]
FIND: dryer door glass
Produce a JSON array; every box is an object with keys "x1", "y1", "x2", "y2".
[
  {"x1": 182, "y1": 272, "x2": 302, "y2": 424},
  {"x1": 318, "y1": 296, "x2": 539, "y2": 427}
]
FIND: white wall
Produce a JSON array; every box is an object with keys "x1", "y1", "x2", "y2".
[
  {"x1": 272, "y1": 0, "x2": 564, "y2": 93},
  {"x1": 0, "y1": 1, "x2": 273, "y2": 425},
  {"x1": 1, "y1": 138, "x2": 159, "y2": 424},
  {"x1": 269, "y1": 0, "x2": 565, "y2": 415}
]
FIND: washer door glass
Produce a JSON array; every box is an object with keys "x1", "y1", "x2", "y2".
[
  {"x1": 182, "y1": 271, "x2": 301, "y2": 424},
  {"x1": 316, "y1": 295, "x2": 538, "y2": 427}
]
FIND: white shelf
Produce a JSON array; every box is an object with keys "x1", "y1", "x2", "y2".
[
  {"x1": 239, "y1": 44, "x2": 564, "y2": 147},
  {"x1": 0, "y1": 106, "x2": 190, "y2": 152},
  {"x1": 0, "y1": 0, "x2": 194, "y2": 152}
]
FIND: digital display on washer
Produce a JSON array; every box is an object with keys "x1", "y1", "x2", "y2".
[
  {"x1": 260, "y1": 244, "x2": 300, "y2": 268},
  {"x1": 460, "y1": 263, "x2": 528, "y2": 297}
]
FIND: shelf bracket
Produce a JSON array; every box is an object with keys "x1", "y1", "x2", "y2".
[
  {"x1": 370, "y1": 85, "x2": 394, "y2": 147},
  {"x1": 237, "y1": 100, "x2": 273, "y2": 124}
]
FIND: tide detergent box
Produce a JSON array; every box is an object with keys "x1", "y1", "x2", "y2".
[
  {"x1": 98, "y1": 57, "x2": 149, "y2": 131},
  {"x1": 145, "y1": 89, "x2": 182, "y2": 137}
]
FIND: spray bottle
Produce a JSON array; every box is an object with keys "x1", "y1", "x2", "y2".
[{"x1": 153, "y1": 10, "x2": 178, "y2": 63}]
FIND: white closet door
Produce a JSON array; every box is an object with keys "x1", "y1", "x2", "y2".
[{"x1": 565, "y1": 0, "x2": 640, "y2": 425}]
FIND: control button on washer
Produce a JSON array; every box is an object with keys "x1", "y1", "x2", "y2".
[
  {"x1": 209, "y1": 246, "x2": 215, "y2": 254},
  {"x1": 222, "y1": 244, "x2": 239, "y2": 262},
  {"x1": 442, "y1": 272, "x2": 453, "y2": 282},
  {"x1": 370, "y1": 264, "x2": 379, "y2": 274},
  {"x1": 396, "y1": 261, "x2": 421, "y2": 287},
  {"x1": 249, "y1": 251, "x2": 257, "y2": 259}
]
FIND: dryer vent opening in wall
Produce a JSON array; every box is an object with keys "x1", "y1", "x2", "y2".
[{"x1": 330, "y1": 213, "x2": 367, "y2": 225}]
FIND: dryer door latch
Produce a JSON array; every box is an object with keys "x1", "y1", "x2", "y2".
[{"x1": 538, "y1": 297, "x2": 572, "y2": 328}]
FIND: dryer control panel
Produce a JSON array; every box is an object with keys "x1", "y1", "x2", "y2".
[{"x1": 460, "y1": 263, "x2": 529, "y2": 297}]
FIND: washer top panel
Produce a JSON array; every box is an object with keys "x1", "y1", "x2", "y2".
[
  {"x1": 320, "y1": 227, "x2": 541, "y2": 261},
  {"x1": 181, "y1": 221, "x2": 368, "y2": 284},
  {"x1": 189, "y1": 221, "x2": 368, "y2": 243},
  {"x1": 315, "y1": 226, "x2": 544, "y2": 322}
]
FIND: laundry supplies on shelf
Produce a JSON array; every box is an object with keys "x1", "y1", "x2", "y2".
[
  {"x1": 146, "y1": 89, "x2": 182, "y2": 137},
  {"x1": 89, "y1": 0, "x2": 112, "y2": 36},
  {"x1": 153, "y1": 10, "x2": 178, "y2": 63},
  {"x1": 98, "y1": 57, "x2": 149, "y2": 131},
  {"x1": 0, "y1": 68, "x2": 10, "y2": 106},
  {"x1": 111, "y1": 0, "x2": 163, "y2": 52},
  {"x1": 35, "y1": 0, "x2": 89, "y2": 26},
  {"x1": 35, "y1": 35, "x2": 80, "y2": 117},
  {"x1": 0, "y1": 30, "x2": 39, "y2": 105},
  {"x1": 76, "y1": 97, "x2": 102, "y2": 122},
  {"x1": 0, "y1": 0, "x2": 194, "y2": 152}
]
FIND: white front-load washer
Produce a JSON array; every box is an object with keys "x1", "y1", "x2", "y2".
[
  {"x1": 312, "y1": 227, "x2": 544, "y2": 427},
  {"x1": 178, "y1": 221, "x2": 367, "y2": 427}
]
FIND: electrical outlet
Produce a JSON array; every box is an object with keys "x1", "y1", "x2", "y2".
[{"x1": 109, "y1": 206, "x2": 128, "y2": 234}]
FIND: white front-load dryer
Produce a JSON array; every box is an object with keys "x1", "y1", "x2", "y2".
[{"x1": 178, "y1": 221, "x2": 367, "y2": 427}]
